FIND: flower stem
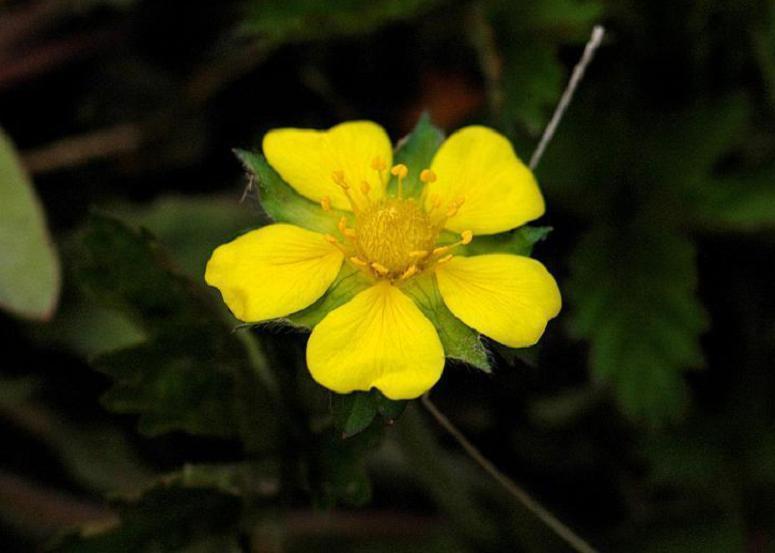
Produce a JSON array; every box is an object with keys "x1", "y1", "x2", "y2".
[
  {"x1": 529, "y1": 25, "x2": 606, "y2": 171},
  {"x1": 421, "y1": 392, "x2": 600, "y2": 553}
]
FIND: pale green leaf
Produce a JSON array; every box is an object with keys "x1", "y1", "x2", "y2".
[{"x1": 0, "y1": 128, "x2": 60, "y2": 320}]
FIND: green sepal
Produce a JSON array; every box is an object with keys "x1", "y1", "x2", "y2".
[
  {"x1": 285, "y1": 265, "x2": 372, "y2": 328},
  {"x1": 443, "y1": 225, "x2": 552, "y2": 257},
  {"x1": 233, "y1": 148, "x2": 348, "y2": 234},
  {"x1": 332, "y1": 392, "x2": 378, "y2": 439},
  {"x1": 387, "y1": 112, "x2": 444, "y2": 198},
  {"x1": 401, "y1": 273, "x2": 491, "y2": 372},
  {"x1": 331, "y1": 389, "x2": 407, "y2": 439}
]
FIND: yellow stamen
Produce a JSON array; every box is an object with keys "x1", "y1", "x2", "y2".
[
  {"x1": 391, "y1": 163, "x2": 409, "y2": 198},
  {"x1": 400, "y1": 264, "x2": 418, "y2": 280},
  {"x1": 436, "y1": 254, "x2": 453, "y2": 265},
  {"x1": 324, "y1": 234, "x2": 348, "y2": 254},
  {"x1": 360, "y1": 180, "x2": 371, "y2": 197},
  {"x1": 420, "y1": 169, "x2": 436, "y2": 183},
  {"x1": 432, "y1": 245, "x2": 449, "y2": 256},
  {"x1": 320, "y1": 196, "x2": 331, "y2": 211},
  {"x1": 371, "y1": 262, "x2": 390, "y2": 276},
  {"x1": 332, "y1": 170, "x2": 361, "y2": 212},
  {"x1": 349, "y1": 256, "x2": 367, "y2": 267},
  {"x1": 371, "y1": 157, "x2": 387, "y2": 171},
  {"x1": 460, "y1": 230, "x2": 473, "y2": 245},
  {"x1": 409, "y1": 250, "x2": 429, "y2": 258}
]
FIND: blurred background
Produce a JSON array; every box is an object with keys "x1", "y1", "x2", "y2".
[{"x1": 1, "y1": 0, "x2": 775, "y2": 551}]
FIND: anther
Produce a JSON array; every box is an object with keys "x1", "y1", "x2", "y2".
[
  {"x1": 320, "y1": 196, "x2": 331, "y2": 211},
  {"x1": 400, "y1": 265, "x2": 418, "y2": 280},
  {"x1": 371, "y1": 157, "x2": 387, "y2": 171},
  {"x1": 360, "y1": 180, "x2": 371, "y2": 197},
  {"x1": 391, "y1": 163, "x2": 409, "y2": 198},
  {"x1": 409, "y1": 250, "x2": 429, "y2": 258},
  {"x1": 390, "y1": 164, "x2": 408, "y2": 178},
  {"x1": 338, "y1": 217, "x2": 348, "y2": 234},
  {"x1": 323, "y1": 234, "x2": 338, "y2": 245},
  {"x1": 420, "y1": 169, "x2": 437, "y2": 183},
  {"x1": 349, "y1": 256, "x2": 367, "y2": 267},
  {"x1": 432, "y1": 245, "x2": 450, "y2": 256},
  {"x1": 436, "y1": 254, "x2": 454, "y2": 265},
  {"x1": 371, "y1": 262, "x2": 390, "y2": 276},
  {"x1": 460, "y1": 230, "x2": 473, "y2": 245},
  {"x1": 331, "y1": 170, "x2": 347, "y2": 188}
]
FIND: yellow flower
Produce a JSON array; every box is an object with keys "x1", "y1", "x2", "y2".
[{"x1": 205, "y1": 121, "x2": 561, "y2": 400}]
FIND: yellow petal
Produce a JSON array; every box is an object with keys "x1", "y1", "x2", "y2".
[
  {"x1": 426, "y1": 126, "x2": 544, "y2": 234},
  {"x1": 263, "y1": 121, "x2": 392, "y2": 211},
  {"x1": 306, "y1": 281, "x2": 444, "y2": 399},
  {"x1": 205, "y1": 224, "x2": 343, "y2": 322},
  {"x1": 436, "y1": 254, "x2": 561, "y2": 348}
]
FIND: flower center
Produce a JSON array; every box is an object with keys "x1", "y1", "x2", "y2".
[
  {"x1": 354, "y1": 198, "x2": 437, "y2": 275},
  {"x1": 321, "y1": 160, "x2": 472, "y2": 281}
]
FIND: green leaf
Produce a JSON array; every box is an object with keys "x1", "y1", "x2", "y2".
[
  {"x1": 568, "y1": 222, "x2": 707, "y2": 425},
  {"x1": 112, "y1": 194, "x2": 260, "y2": 280},
  {"x1": 76, "y1": 214, "x2": 275, "y2": 440},
  {"x1": 286, "y1": 265, "x2": 371, "y2": 328},
  {"x1": 234, "y1": 149, "x2": 345, "y2": 234},
  {"x1": 94, "y1": 327, "x2": 240, "y2": 438},
  {"x1": 387, "y1": 112, "x2": 445, "y2": 198},
  {"x1": 332, "y1": 391, "x2": 378, "y2": 438},
  {"x1": 0, "y1": 127, "x2": 60, "y2": 320},
  {"x1": 692, "y1": 166, "x2": 775, "y2": 231},
  {"x1": 371, "y1": 389, "x2": 407, "y2": 422},
  {"x1": 402, "y1": 274, "x2": 491, "y2": 372}
]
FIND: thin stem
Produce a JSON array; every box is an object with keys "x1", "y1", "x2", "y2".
[
  {"x1": 421, "y1": 393, "x2": 599, "y2": 553},
  {"x1": 529, "y1": 25, "x2": 605, "y2": 171}
]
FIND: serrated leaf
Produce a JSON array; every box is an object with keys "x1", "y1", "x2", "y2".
[
  {"x1": 234, "y1": 149, "x2": 345, "y2": 234},
  {"x1": 0, "y1": 127, "x2": 60, "y2": 320},
  {"x1": 692, "y1": 166, "x2": 775, "y2": 231},
  {"x1": 387, "y1": 112, "x2": 444, "y2": 197},
  {"x1": 76, "y1": 214, "x2": 275, "y2": 440},
  {"x1": 332, "y1": 391, "x2": 378, "y2": 438},
  {"x1": 402, "y1": 273, "x2": 491, "y2": 372},
  {"x1": 568, "y1": 223, "x2": 707, "y2": 425}
]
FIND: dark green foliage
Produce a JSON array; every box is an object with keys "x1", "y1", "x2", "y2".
[
  {"x1": 76, "y1": 215, "x2": 276, "y2": 442},
  {"x1": 50, "y1": 484, "x2": 242, "y2": 553}
]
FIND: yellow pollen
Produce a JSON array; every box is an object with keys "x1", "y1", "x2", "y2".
[
  {"x1": 409, "y1": 250, "x2": 429, "y2": 258},
  {"x1": 338, "y1": 216, "x2": 348, "y2": 234},
  {"x1": 420, "y1": 169, "x2": 436, "y2": 183},
  {"x1": 460, "y1": 230, "x2": 473, "y2": 245},
  {"x1": 437, "y1": 254, "x2": 454, "y2": 265},
  {"x1": 432, "y1": 245, "x2": 449, "y2": 255},
  {"x1": 360, "y1": 180, "x2": 371, "y2": 196},
  {"x1": 324, "y1": 234, "x2": 338, "y2": 245},
  {"x1": 349, "y1": 256, "x2": 367, "y2": 266},
  {"x1": 320, "y1": 196, "x2": 331, "y2": 211}
]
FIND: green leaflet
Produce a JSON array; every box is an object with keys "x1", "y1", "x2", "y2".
[
  {"x1": 387, "y1": 112, "x2": 445, "y2": 198},
  {"x1": 77, "y1": 215, "x2": 276, "y2": 441},
  {"x1": 402, "y1": 273, "x2": 491, "y2": 372},
  {"x1": 234, "y1": 149, "x2": 347, "y2": 234},
  {"x1": 568, "y1": 223, "x2": 707, "y2": 426},
  {"x1": 0, "y1": 127, "x2": 60, "y2": 320},
  {"x1": 332, "y1": 390, "x2": 407, "y2": 439}
]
